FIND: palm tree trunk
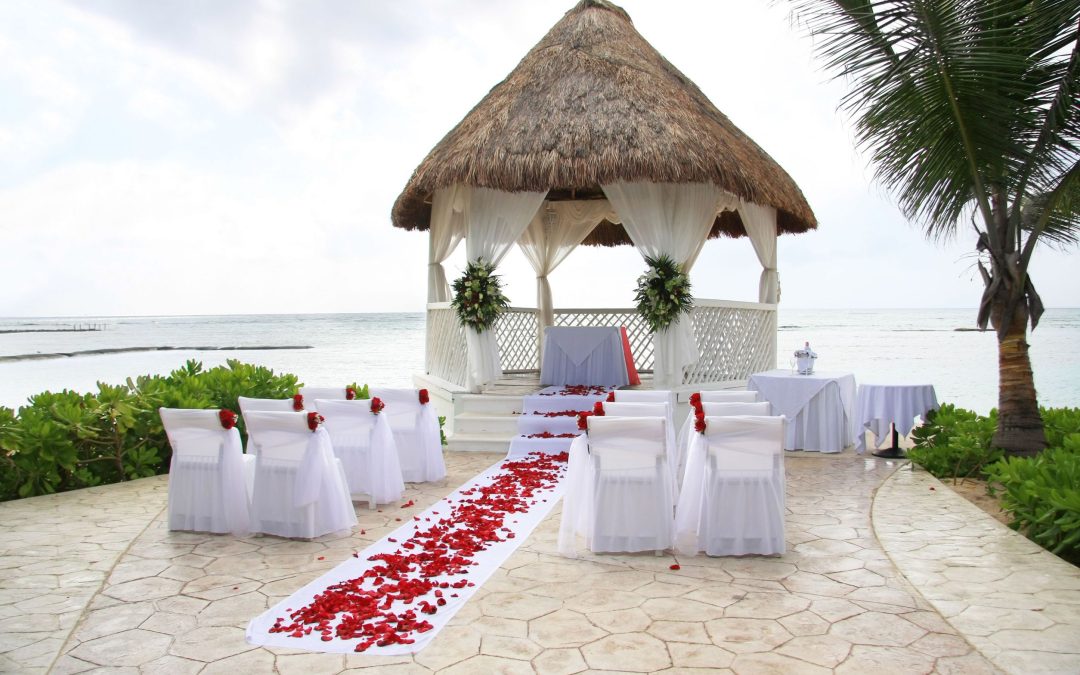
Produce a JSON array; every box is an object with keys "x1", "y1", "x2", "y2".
[{"x1": 992, "y1": 297, "x2": 1046, "y2": 457}]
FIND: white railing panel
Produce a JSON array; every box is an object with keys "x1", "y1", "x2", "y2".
[
  {"x1": 684, "y1": 301, "x2": 777, "y2": 386},
  {"x1": 496, "y1": 308, "x2": 540, "y2": 373},
  {"x1": 426, "y1": 304, "x2": 468, "y2": 388}
]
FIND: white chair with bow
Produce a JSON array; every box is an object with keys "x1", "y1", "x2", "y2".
[
  {"x1": 699, "y1": 390, "x2": 759, "y2": 403},
  {"x1": 675, "y1": 415, "x2": 786, "y2": 557},
  {"x1": 160, "y1": 408, "x2": 252, "y2": 536},
  {"x1": 676, "y1": 401, "x2": 773, "y2": 484},
  {"x1": 244, "y1": 410, "x2": 357, "y2": 539},
  {"x1": 316, "y1": 398, "x2": 405, "y2": 508},
  {"x1": 600, "y1": 401, "x2": 678, "y2": 495},
  {"x1": 559, "y1": 416, "x2": 674, "y2": 556},
  {"x1": 299, "y1": 387, "x2": 356, "y2": 412},
  {"x1": 369, "y1": 388, "x2": 445, "y2": 483}
]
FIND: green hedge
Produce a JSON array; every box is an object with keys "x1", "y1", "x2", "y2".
[
  {"x1": 0, "y1": 359, "x2": 301, "y2": 502},
  {"x1": 908, "y1": 404, "x2": 1080, "y2": 565}
]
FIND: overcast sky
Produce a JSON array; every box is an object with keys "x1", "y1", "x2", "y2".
[{"x1": 1, "y1": 0, "x2": 1075, "y2": 318}]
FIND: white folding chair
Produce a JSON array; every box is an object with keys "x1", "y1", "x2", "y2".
[
  {"x1": 699, "y1": 390, "x2": 759, "y2": 403},
  {"x1": 611, "y1": 389, "x2": 676, "y2": 409},
  {"x1": 316, "y1": 399, "x2": 405, "y2": 508},
  {"x1": 244, "y1": 411, "x2": 357, "y2": 539},
  {"x1": 237, "y1": 396, "x2": 298, "y2": 455},
  {"x1": 675, "y1": 415, "x2": 786, "y2": 557},
  {"x1": 298, "y1": 387, "x2": 350, "y2": 412},
  {"x1": 160, "y1": 408, "x2": 252, "y2": 536},
  {"x1": 602, "y1": 401, "x2": 678, "y2": 495},
  {"x1": 369, "y1": 388, "x2": 446, "y2": 483},
  {"x1": 563, "y1": 416, "x2": 674, "y2": 554},
  {"x1": 677, "y1": 401, "x2": 773, "y2": 484}
]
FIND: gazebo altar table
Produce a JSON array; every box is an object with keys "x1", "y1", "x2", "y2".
[{"x1": 424, "y1": 299, "x2": 777, "y2": 394}]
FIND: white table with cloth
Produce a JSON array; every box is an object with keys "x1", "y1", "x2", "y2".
[
  {"x1": 855, "y1": 383, "x2": 939, "y2": 454},
  {"x1": 540, "y1": 327, "x2": 629, "y2": 387},
  {"x1": 747, "y1": 370, "x2": 857, "y2": 453}
]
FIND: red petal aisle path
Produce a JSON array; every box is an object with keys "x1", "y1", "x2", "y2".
[{"x1": 246, "y1": 452, "x2": 567, "y2": 655}]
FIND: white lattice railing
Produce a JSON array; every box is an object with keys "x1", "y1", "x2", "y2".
[
  {"x1": 425, "y1": 303, "x2": 468, "y2": 387},
  {"x1": 684, "y1": 300, "x2": 777, "y2": 386},
  {"x1": 497, "y1": 308, "x2": 540, "y2": 373},
  {"x1": 427, "y1": 300, "x2": 776, "y2": 389}
]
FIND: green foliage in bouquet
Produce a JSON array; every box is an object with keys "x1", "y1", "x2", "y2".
[
  {"x1": 451, "y1": 258, "x2": 509, "y2": 333},
  {"x1": 634, "y1": 254, "x2": 693, "y2": 334}
]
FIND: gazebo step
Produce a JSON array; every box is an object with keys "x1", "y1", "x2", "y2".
[
  {"x1": 445, "y1": 433, "x2": 513, "y2": 454},
  {"x1": 456, "y1": 394, "x2": 523, "y2": 416},
  {"x1": 454, "y1": 413, "x2": 521, "y2": 435}
]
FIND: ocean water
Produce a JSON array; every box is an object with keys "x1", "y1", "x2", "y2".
[{"x1": 0, "y1": 309, "x2": 1077, "y2": 414}]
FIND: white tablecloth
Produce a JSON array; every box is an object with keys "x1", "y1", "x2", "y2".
[
  {"x1": 855, "y1": 383, "x2": 939, "y2": 453},
  {"x1": 540, "y1": 327, "x2": 628, "y2": 387},
  {"x1": 748, "y1": 370, "x2": 857, "y2": 453}
]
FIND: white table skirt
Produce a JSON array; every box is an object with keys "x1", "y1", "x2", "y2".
[
  {"x1": 540, "y1": 327, "x2": 628, "y2": 387},
  {"x1": 855, "y1": 383, "x2": 939, "y2": 452},
  {"x1": 748, "y1": 370, "x2": 857, "y2": 453}
]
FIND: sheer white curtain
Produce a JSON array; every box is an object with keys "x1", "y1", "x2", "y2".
[
  {"x1": 427, "y1": 186, "x2": 468, "y2": 303},
  {"x1": 463, "y1": 187, "x2": 546, "y2": 391},
  {"x1": 519, "y1": 200, "x2": 615, "y2": 339},
  {"x1": 738, "y1": 201, "x2": 779, "y2": 304},
  {"x1": 601, "y1": 182, "x2": 728, "y2": 389}
]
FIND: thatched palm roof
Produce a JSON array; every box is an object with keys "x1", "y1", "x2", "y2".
[{"x1": 391, "y1": 0, "x2": 816, "y2": 245}]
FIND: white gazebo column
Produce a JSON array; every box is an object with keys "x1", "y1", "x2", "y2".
[
  {"x1": 602, "y1": 182, "x2": 730, "y2": 389},
  {"x1": 463, "y1": 187, "x2": 546, "y2": 392}
]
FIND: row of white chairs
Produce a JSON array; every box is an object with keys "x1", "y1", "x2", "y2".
[
  {"x1": 560, "y1": 388, "x2": 785, "y2": 558},
  {"x1": 161, "y1": 387, "x2": 445, "y2": 540}
]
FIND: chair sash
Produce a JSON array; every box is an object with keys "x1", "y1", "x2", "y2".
[
  {"x1": 699, "y1": 390, "x2": 758, "y2": 403},
  {"x1": 160, "y1": 408, "x2": 250, "y2": 536}
]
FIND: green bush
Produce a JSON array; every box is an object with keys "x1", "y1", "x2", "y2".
[
  {"x1": 986, "y1": 435, "x2": 1080, "y2": 565},
  {"x1": 908, "y1": 404, "x2": 1002, "y2": 479},
  {"x1": 0, "y1": 360, "x2": 306, "y2": 502}
]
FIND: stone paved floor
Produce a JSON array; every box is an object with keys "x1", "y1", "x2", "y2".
[{"x1": 0, "y1": 450, "x2": 1071, "y2": 673}]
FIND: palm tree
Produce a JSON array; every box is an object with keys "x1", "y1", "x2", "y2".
[{"x1": 788, "y1": 0, "x2": 1079, "y2": 456}]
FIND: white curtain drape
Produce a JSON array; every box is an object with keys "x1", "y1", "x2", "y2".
[
  {"x1": 519, "y1": 200, "x2": 616, "y2": 341},
  {"x1": 738, "y1": 201, "x2": 779, "y2": 304},
  {"x1": 601, "y1": 182, "x2": 731, "y2": 389},
  {"x1": 427, "y1": 186, "x2": 468, "y2": 303},
  {"x1": 463, "y1": 187, "x2": 546, "y2": 391}
]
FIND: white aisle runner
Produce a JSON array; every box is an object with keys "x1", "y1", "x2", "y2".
[
  {"x1": 506, "y1": 385, "x2": 613, "y2": 459},
  {"x1": 246, "y1": 451, "x2": 567, "y2": 654}
]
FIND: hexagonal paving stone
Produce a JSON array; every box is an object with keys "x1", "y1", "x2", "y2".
[
  {"x1": 102, "y1": 577, "x2": 184, "y2": 603},
  {"x1": 169, "y1": 625, "x2": 255, "y2": 662},
  {"x1": 413, "y1": 624, "x2": 482, "y2": 671},
  {"x1": 480, "y1": 592, "x2": 562, "y2": 621},
  {"x1": 530, "y1": 647, "x2": 588, "y2": 675},
  {"x1": 776, "y1": 634, "x2": 853, "y2": 668},
  {"x1": 705, "y1": 618, "x2": 793, "y2": 654},
  {"x1": 562, "y1": 588, "x2": 643, "y2": 614},
  {"x1": 642, "y1": 597, "x2": 726, "y2": 622},
  {"x1": 529, "y1": 609, "x2": 608, "y2": 648},
  {"x1": 731, "y1": 651, "x2": 832, "y2": 674},
  {"x1": 582, "y1": 633, "x2": 671, "y2": 672},
  {"x1": 724, "y1": 592, "x2": 810, "y2": 620},
  {"x1": 70, "y1": 628, "x2": 170, "y2": 666},
  {"x1": 835, "y1": 645, "x2": 935, "y2": 674},
  {"x1": 669, "y1": 642, "x2": 735, "y2": 669},
  {"x1": 830, "y1": 612, "x2": 927, "y2": 647},
  {"x1": 440, "y1": 654, "x2": 537, "y2": 675},
  {"x1": 480, "y1": 635, "x2": 543, "y2": 660}
]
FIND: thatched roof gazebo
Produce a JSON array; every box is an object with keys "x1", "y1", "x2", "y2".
[{"x1": 393, "y1": 0, "x2": 816, "y2": 394}]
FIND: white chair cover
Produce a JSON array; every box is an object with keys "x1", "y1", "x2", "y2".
[
  {"x1": 298, "y1": 388, "x2": 349, "y2": 411},
  {"x1": 602, "y1": 402, "x2": 678, "y2": 496},
  {"x1": 558, "y1": 417, "x2": 674, "y2": 555},
  {"x1": 237, "y1": 397, "x2": 298, "y2": 456},
  {"x1": 316, "y1": 399, "x2": 405, "y2": 507},
  {"x1": 699, "y1": 391, "x2": 759, "y2": 403},
  {"x1": 612, "y1": 389, "x2": 675, "y2": 407},
  {"x1": 245, "y1": 411, "x2": 357, "y2": 539},
  {"x1": 161, "y1": 408, "x2": 252, "y2": 536},
  {"x1": 676, "y1": 401, "x2": 772, "y2": 485},
  {"x1": 370, "y1": 388, "x2": 446, "y2": 483},
  {"x1": 675, "y1": 415, "x2": 785, "y2": 557}
]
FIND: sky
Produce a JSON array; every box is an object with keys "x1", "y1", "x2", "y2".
[{"x1": 0, "y1": 0, "x2": 1075, "y2": 318}]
